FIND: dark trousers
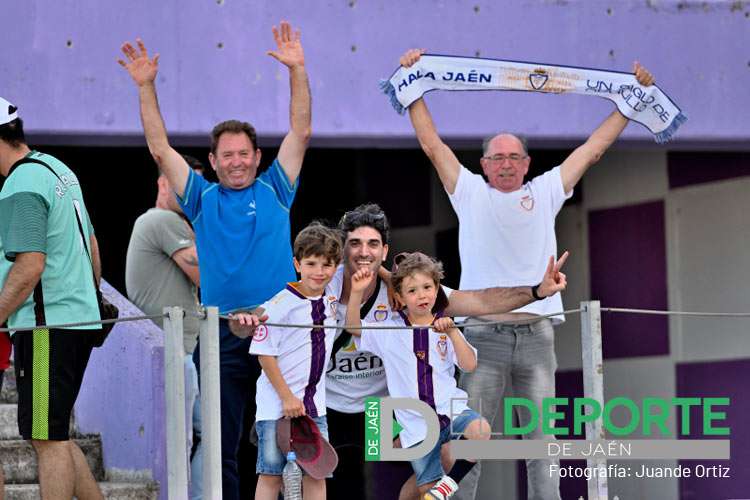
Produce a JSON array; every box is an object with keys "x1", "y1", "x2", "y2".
[{"x1": 194, "y1": 319, "x2": 261, "y2": 500}]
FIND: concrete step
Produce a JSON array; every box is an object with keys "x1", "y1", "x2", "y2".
[
  {"x1": 0, "y1": 404, "x2": 76, "y2": 440},
  {"x1": 1, "y1": 363, "x2": 17, "y2": 403},
  {"x1": 5, "y1": 481, "x2": 159, "y2": 500},
  {"x1": 0, "y1": 403, "x2": 19, "y2": 439},
  {"x1": 0, "y1": 437, "x2": 104, "y2": 483}
]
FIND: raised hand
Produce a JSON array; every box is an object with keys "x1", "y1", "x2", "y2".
[
  {"x1": 432, "y1": 316, "x2": 455, "y2": 333},
  {"x1": 267, "y1": 21, "x2": 305, "y2": 68},
  {"x1": 537, "y1": 251, "x2": 569, "y2": 298},
  {"x1": 633, "y1": 61, "x2": 655, "y2": 87},
  {"x1": 351, "y1": 268, "x2": 374, "y2": 294},
  {"x1": 400, "y1": 48, "x2": 425, "y2": 68},
  {"x1": 118, "y1": 38, "x2": 159, "y2": 87}
]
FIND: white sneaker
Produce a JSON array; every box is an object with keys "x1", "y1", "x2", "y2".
[{"x1": 423, "y1": 475, "x2": 459, "y2": 500}]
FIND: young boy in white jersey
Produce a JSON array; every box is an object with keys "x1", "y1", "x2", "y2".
[
  {"x1": 346, "y1": 252, "x2": 491, "y2": 500},
  {"x1": 230, "y1": 222, "x2": 342, "y2": 500}
]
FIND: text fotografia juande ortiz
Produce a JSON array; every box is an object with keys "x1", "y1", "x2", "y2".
[{"x1": 550, "y1": 463, "x2": 731, "y2": 480}]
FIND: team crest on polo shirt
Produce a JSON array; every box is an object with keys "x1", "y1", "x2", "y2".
[
  {"x1": 328, "y1": 296, "x2": 338, "y2": 317},
  {"x1": 415, "y1": 351, "x2": 426, "y2": 360},
  {"x1": 373, "y1": 304, "x2": 389, "y2": 322},
  {"x1": 252, "y1": 324, "x2": 269, "y2": 342},
  {"x1": 437, "y1": 335, "x2": 449, "y2": 361},
  {"x1": 520, "y1": 195, "x2": 534, "y2": 211}
]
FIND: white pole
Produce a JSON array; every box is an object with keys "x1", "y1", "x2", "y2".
[
  {"x1": 164, "y1": 306, "x2": 188, "y2": 499},
  {"x1": 199, "y1": 306, "x2": 222, "y2": 499},
  {"x1": 580, "y1": 301, "x2": 608, "y2": 500}
]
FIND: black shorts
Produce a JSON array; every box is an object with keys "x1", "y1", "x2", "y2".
[{"x1": 13, "y1": 328, "x2": 95, "y2": 441}]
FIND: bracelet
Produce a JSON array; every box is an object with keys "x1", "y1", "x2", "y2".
[{"x1": 531, "y1": 284, "x2": 544, "y2": 301}]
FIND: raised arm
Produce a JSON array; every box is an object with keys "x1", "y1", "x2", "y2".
[
  {"x1": 560, "y1": 62, "x2": 655, "y2": 194},
  {"x1": 118, "y1": 39, "x2": 190, "y2": 197},
  {"x1": 445, "y1": 252, "x2": 568, "y2": 317},
  {"x1": 269, "y1": 21, "x2": 311, "y2": 186},
  {"x1": 402, "y1": 49, "x2": 461, "y2": 194},
  {"x1": 345, "y1": 269, "x2": 374, "y2": 335}
]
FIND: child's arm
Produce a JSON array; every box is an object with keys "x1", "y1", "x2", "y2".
[
  {"x1": 345, "y1": 268, "x2": 375, "y2": 336},
  {"x1": 433, "y1": 317, "x2": 477, "y2": 372},
  {"x1": 258, "y1": 355, "x2": 306, "y2": 418},
  {"x1": 228, "y1": 309, "x2": 268, "y2": 338}
]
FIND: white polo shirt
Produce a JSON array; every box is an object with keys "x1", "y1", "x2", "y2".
[
  {"x1": 355, "y1": 311, "x2": 476, "y2": 448},
  {"x1": 448, "y1": 165, "x2": 572, "y2": 323},
  {"x1": 250, "y1": 283, "x2": 339, "y2": 421}
]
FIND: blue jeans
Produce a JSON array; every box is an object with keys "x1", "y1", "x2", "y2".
[
  {"x1": 255, "y1": 416, "x2": 329, "y2": 476},
  {"x1": 410, "y1": 409, "x2": 481, "y2": 487},
  {"x1": 454, "y1": 318, "x2": 561, "y2": 500}
]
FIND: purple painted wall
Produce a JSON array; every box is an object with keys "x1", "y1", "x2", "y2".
[
  {"x1": 75, "y1": 281, "x2": 165, "y2": 498},
  {"x1": 668, "y1": 151, "x2": 750, "y2": 188},
  {"x1": 3, "y1": 1, "x2": 748, "y2": 146},
  {"x1": 676, "y1": 359, "x2": 750, "y2": 499},
  {"x1": 588, "y1": 201, "x2": 670, "y2": 359}
]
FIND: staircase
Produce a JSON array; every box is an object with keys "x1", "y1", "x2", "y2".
[{"x1": 0, "y1": 364, "x2": 159, "y2": 499}]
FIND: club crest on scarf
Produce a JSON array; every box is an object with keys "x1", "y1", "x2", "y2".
[
  {"x1": 415, "y1": 350, "x2": 426, "y2": 361},
  {"x1": 374, "y1": 304, "x2": 389, "y2": 322},
  {"x1": 529, "y1": 69, "x2": 549, "y2": 90},
  {"x1": 437, "y1": 335, "x2": 449, "y2": 361}
]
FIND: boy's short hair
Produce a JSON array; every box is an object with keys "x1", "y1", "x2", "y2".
[
  {"x1": 391, "y1": 252, "x2": 449, "y2": 312},
  {"x1": 338, "y1": 203, "x2": 390, "y2": 245},
  {"x1": 294, "y1": 222, "x2": 343, "y2": 264}
]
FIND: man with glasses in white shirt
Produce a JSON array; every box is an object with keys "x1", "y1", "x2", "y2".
[{"x1": 399, "y1": 48, "x2": 654, "y2": 500}]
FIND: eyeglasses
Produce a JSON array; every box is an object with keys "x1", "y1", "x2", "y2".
[{"x1": 482, "y1": 154, "x2": 528, "y2": 164}]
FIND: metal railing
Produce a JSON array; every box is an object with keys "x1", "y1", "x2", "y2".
[{"x1": 3, "y1": 300, "x2": 748, "y2": 499}]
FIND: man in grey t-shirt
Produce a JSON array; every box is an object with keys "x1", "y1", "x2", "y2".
[
  {"x1": 125, "y1": 157, "x2": 203, "y2": 497},
  {"x1": 125, "y1": 173, "x2": 201, "y2": 352}
]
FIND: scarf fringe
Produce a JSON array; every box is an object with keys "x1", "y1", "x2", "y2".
[
  {"x1": 654, "y1": 112, "x2": 687, "y2": 144},
  {"x1": 379, "y1": 79, "x2": 405, "y2": 115}
]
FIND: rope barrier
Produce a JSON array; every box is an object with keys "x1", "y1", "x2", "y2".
[
  {"x1": 0, "y1": 313, "x2": 166, "y2": 333},
  {"x1": 216, "y1": 308, "x2": 584, "y2": 330},
  {"x1": 4, "y1": 304, "x2": 750, "y2": 334},
  {"x1": 601, "y1": 307, "x2": 750, "y2": 318}
]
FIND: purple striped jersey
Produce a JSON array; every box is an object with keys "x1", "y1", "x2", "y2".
[
  {"x1": 355, "y1": 312, "x2": 476, "y2": 448},
  {"x1": 250, "y1": 282, "x2": 339, "y2": 421}
]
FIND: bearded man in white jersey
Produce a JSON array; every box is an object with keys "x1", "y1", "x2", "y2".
[{"x1": 325, "y1": 203, "x2": 568, "y2": 499}]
